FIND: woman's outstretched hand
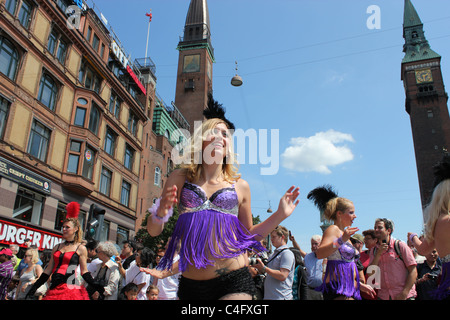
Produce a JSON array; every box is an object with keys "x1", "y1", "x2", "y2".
[{"x1": 277, "y1": 186, "x2": 301, "y2": 218}]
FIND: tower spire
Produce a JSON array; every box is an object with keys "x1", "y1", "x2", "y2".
[
  {"x1": 402, "y1": 0, "x2": 440, "y2": 63},
  {"x1": 174, "y1": 0, "x2": 215, "y2": 133},
  {"x1": 179, "y1": 0, "x2": 214, "y2": 61}
]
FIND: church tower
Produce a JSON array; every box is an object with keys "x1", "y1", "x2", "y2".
[
  {"x1": 401, "y1": 0, "x2": 450, "y2": 210},
  {"x1": 175, "y1": 0, "x2": 214, "y2": 133}
]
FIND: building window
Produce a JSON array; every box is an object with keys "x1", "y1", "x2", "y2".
[
  {"x1": 0, "y1": 37, "x2": 19, "y2": 80},
  {"x1": 128, "y1": 111, "x2": 138, "y2": 136},
  {"x1": 47, "y1": 28, "x2": 69, "y2": 65},
  {"x1": 5, "y1": 0, "x2": 18, "y2": 15},
  {"x1": 13, "y1": 187, "x2": 44, "y2": 225},
  {"x1": 0, "y1": 96, "x2": 11, "y2": 138},
  {"x1": 79, "y1": 59, "x2": 102, "y2": 93},
  {"x1": 82, "y1": 145, "x2": 96, "y2": 180},
  {"x1": 100, "y1": 166, "x2": 112, "y2": 196},
  {"x1": 86, "y1": 26, "x2": 92, "y2": 42},
  {"x1": 38, "y1": 72, "x2": 59, "y2": 111},
  {"x1": 116, "y1": 227, "x2": 129, "y2": 248},
  {"x1": 92, "y1": 33, "x2": 100, "y2": 51},
  {"x1": 124, "y1": 144, "x2": 134, "y2": 171},
  {"x1": 427, "y1": 109, "x2": 434, "y2": 118},
  {"x1": 104, "y1": 127, "x2": 117, "y2": 157},
  {"x1": 67, "y1": 140, "x2": 81, "y2": 173},
  {"x1": 120, "y1": 180, "x2": 131, "y2": 207},
  {"x1": 154, "y1": 166, "x2": 161, "y2": 186},
  {"x1": 18, "y1": 0, "x2": 33, "y2": 29},
  {"x1": 74, "y1": 107, "x2": 86, "y2": 126},
  {"x1": 109, "y1": 91, "x2": 121, "y2": 119},
  {"x1": 27, "y1": 120, "x2": 51, "y2": 162},
  {"x1": 66, "y1": 140, "x2": 96, "y2": 180},
  {"x1": 88, "y1": 103, "x2": 100, "y2": 135},
  {"x1": 100, "y1": 44, "x2": 105, "y2": 59}
]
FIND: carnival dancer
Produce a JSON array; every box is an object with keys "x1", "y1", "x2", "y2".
[
  {"x1": 26, "y1": 202, "x2": 104, "y2": 300},
  {"x1": 143, "y1": 94, "x2": 301, "y2": 300},
  {"x1": 308, "y1": 185, "x2": 362, "y2": 300},
  {"x1": 408, "y1": 155, "x2": 450, "y2": 300}
]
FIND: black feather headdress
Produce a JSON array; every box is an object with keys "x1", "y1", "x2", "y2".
[
  {"x1": 204, "y1": 93, "x2": 235, "y2": 131},
  {"x1": 307, "y1": 185, "x2": 339, "y2": 212},
  {"x1": 433, "y1": 154, "x2": 450, "y2": 188}
]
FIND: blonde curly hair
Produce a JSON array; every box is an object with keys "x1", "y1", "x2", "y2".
[{"x1": 180, "y1": 118, "x2": 241, "y2": 184}]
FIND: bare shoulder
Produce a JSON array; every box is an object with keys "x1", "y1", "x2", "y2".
[
  {"x1": 235, "y1": 177, "x2": 250, "y2": 191},
  {"x1": 324, "y1": 224, "x2": 341, "y2": 238}
]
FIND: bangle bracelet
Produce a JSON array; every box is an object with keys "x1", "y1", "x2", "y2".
[
  {"x1": 409, "y1": 233, "x2": 418, "y2": 244},
  {"x1": 148, "y1": 198, "x2": 173, "y2": 224}
]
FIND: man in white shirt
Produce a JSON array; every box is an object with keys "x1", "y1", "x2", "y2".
[{"x1": 255, "y1": 225, "x2": 295, "y2": 300}]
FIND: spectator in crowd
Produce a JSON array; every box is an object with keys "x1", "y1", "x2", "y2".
[
  {"x1": 370, "y1": 218, "x2": 417, "y2": 300},
  {"x1": 8, "y1": 244, "x2": 21, "y2": 272},
  {"x1": 415, "y1": 249, "x2": 442, "y2": 300},
  {"x1": 255, "y1": 225, "x2": 296, "y2": 300},
  {"x1": 122, "y1": 282, "x2": 139, "y2": 300},
  {"x1": 153, "y1": 243, "x2": 180, "y2": 300},
  {"x1": 290, "y1": 247, "x2": 308, "y2": 300},
  {"x1": 350, "y1": 234, "x2": 364, "y2": 253},
  {"x1": 87, "y1": 241, "x2": 121, "y2": 300},
  {"x1": 0, "y1": 248, "x2": 15, "y2": 300},
  {"x1": 360, "y1": 229, "x2": 378, "y2": 300},
  {"x1": 86, "y1": 240, "x2": 101, "y2": 273},
  {"x1": 120, "y1": 240, "x2": 138, "y2": 270},
  {"x1": 146, "y1": 285, "x2": 159, "y2": 300},
  {"x1": 118, "y1": 247, "x2": 154, "y2": 300},
  {"x1": 15, "y1": 248, "x2": 43, "y2": 300},
  {"x1": 290, "y1": 234, "x2": 325, "y2": 300},
  {"x1": 361, "y1": 229, "x2": 377, "y2": 272}
]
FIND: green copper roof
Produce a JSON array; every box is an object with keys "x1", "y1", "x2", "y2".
[
  {"x1": 402, "y1": 47, "x2": 441, "y2": 63},
  {"x1": 402, "y1": 0, "x2": 441, "y2": 63},
  {"x1": 403, "y1": 0, "x2": 422, "y2": 28}
]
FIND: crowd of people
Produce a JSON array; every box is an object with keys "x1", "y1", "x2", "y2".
[{"x1": 0, "y1": 96, "x2": 449, "y2": 301}]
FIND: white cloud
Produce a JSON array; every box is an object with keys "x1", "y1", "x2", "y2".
[
  {"x1": 324, "y1": 71, "x2": 348, "y2": 85},
  {"x1": 281, "y1": 129, "x2": 355, "y2": 174}
]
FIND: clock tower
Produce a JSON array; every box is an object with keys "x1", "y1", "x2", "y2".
[
  {"x1": 175, "y1": 0, "x2": 214, "y2": 133},
  {"x1": 401, "y1": 0, "x2": 450, "y2": 210}
]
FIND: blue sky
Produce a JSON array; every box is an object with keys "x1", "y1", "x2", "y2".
[{"x1": 91, "y1": 0, "x2": 450, "y2": 252}]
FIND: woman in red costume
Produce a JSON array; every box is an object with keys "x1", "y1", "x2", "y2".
[{"x1": 27, "y1": 202, "x2": 103, "y2": 300}]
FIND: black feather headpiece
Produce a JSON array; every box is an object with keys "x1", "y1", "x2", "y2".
[
  {"x1": 204, "y1": 93, "x2": 235, "y2": 131},
  {"x1": 307, "y1": 185, "x2": 339, "y2": 212},
  {"x1": 433, "y1": 154, "x2": 450, "y2": 188}
]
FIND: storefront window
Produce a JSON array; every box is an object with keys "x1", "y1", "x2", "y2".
[
  {"x1": 116, "y1": 227, "x2": 129, "y2": 249},
  {"x1": 13, "y1": 187, "x2": 44, "y2": 225},
  {"x1": 54, "y1": 201, "x2": 87, "y2": 232}
]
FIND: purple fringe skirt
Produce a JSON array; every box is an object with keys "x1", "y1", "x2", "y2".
[
  {"x1": 158, "y1": 209, "x2": 266, "y2": 273},
  {"x1": 434, "y1": 261, "x2": 450, "y2": 300},
  {"x1": 317, "y1": 260, "x2": 361, "y2": 300}
]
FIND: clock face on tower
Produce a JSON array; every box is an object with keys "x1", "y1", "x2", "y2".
[{"x1": 415, "y1": 69, "x2": 433, "y2": 83}]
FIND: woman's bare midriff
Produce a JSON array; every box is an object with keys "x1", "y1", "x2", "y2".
[{"x1": 181, "y1": 253, "x2": 249, "y2": 281}]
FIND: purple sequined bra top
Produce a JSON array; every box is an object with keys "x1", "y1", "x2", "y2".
[
  {"x1": 316, "y1": 240, "x2": 361, "y2": 300},
  {"x1": 158, "y1": 181, "x2": 265, "y2": 273}
]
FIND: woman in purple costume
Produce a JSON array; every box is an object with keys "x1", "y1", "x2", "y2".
[
  {"x1": 143, "y1": 94, "x2": 300, "y2": 300},
  {"x1": 408, "y1": 156, "x2": 450, "y2": 300},
  {"x1": 308, "y1": 185, "x2": 362, "y2": 300}
]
